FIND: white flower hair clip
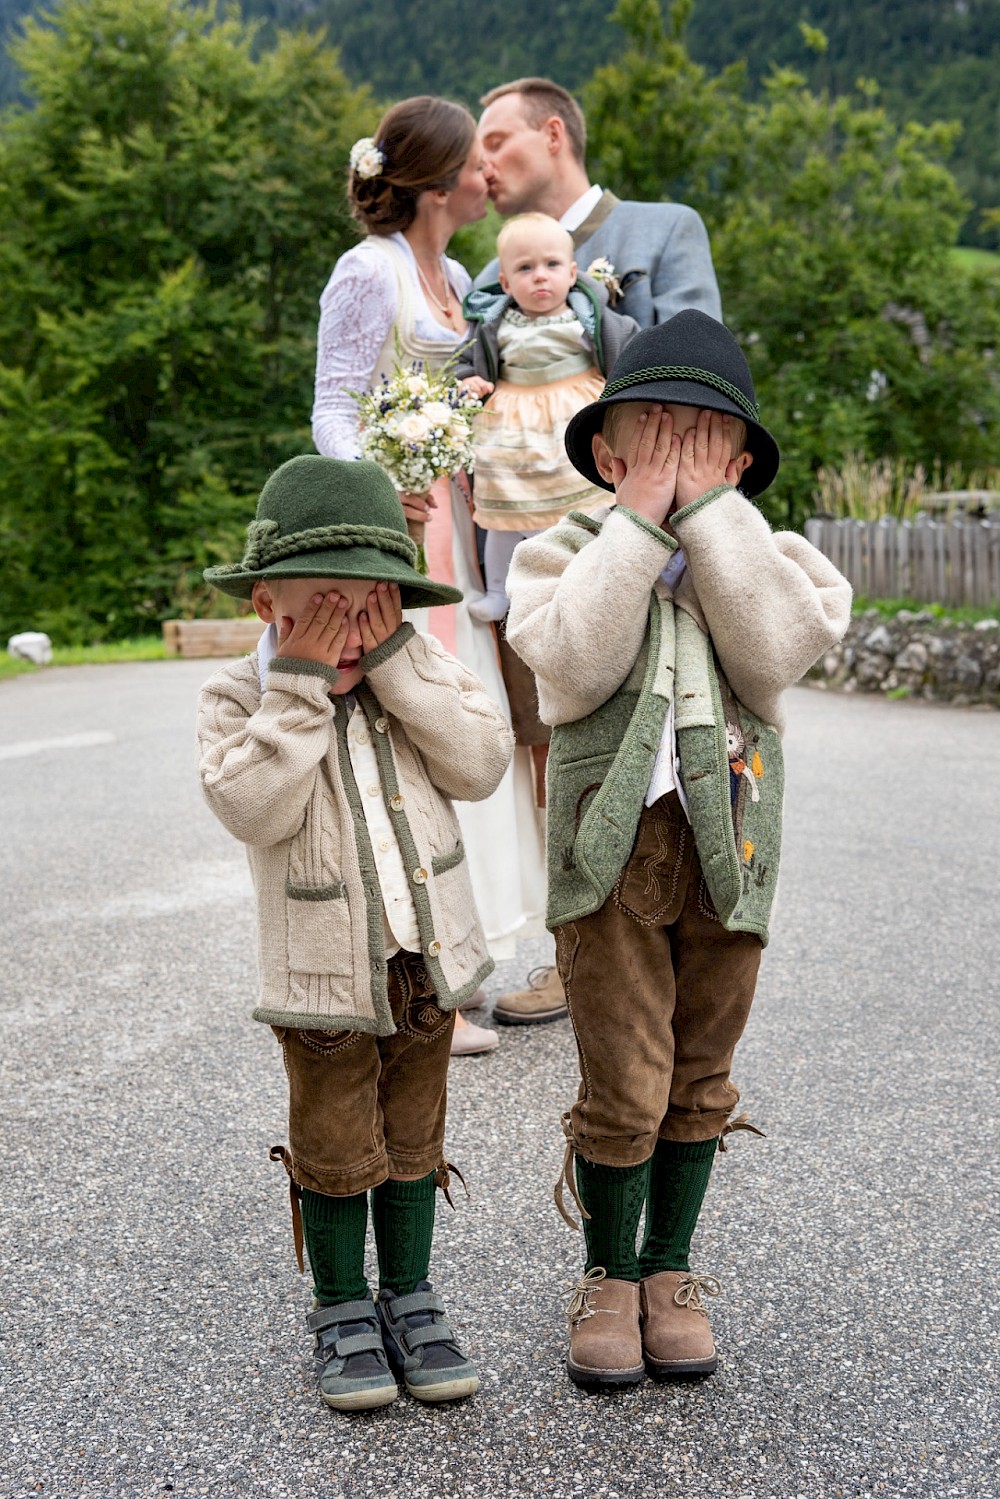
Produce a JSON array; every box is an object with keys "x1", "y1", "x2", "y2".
[{"x1": 350, "y1": 137, "x2": 384, "y2": 179}]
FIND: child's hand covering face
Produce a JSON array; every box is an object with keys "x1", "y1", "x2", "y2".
[
  {"x1": 601, "y1": 404, "x2": 750, "y2": 528},
  {"x1": 608, "y1": 405, "x2": 681, "y2": 528},
  {"x1": 674, "y1": 408, "x2": 746, "y2": 509},
  {"x1": 255, "y1": 577, "x2": 404, "y2": 694}
]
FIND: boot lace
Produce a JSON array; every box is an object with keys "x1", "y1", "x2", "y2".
[
  {"x1": 566, "y1": 1267, "x2": 614, "y2": 1326},
  {"x1": 673, "y1": 1273, "x2": 722, "y2": 1314}
]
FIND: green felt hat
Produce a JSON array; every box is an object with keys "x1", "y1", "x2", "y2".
[{"x1": 204, "y1": 455, "x2": 462, "y2": 608}]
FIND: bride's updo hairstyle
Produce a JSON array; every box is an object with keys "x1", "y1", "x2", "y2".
[{"x1": 349, "y1": 96, "x2": 476, "y2": 236}]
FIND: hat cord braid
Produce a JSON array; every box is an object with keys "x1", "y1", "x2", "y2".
[
  {"x1": 236, "y1": 520, "x2": 417, "y2": 573},
  {"x1": 601, "y1": 365, "x2": 759, "y2": 421}
]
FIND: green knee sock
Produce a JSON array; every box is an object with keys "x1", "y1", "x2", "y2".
[
  {"x1": 372, "y1": 1171, "x2": 437, "y2": 1295},
  {"x1": 574, "y1": 1157, "x2": 651, "y2": 1282},
  {"x1": 638, "y1": 1136, "x2": 717, "y2": 1276},
  {"x1": 300, "y1": 1187, "x2": 369, "y2": 1305}
]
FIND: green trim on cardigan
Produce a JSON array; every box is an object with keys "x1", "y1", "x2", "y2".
[
  {"x1": 268, "y1": 656, "x2": 340, "y2": 686},
  {"x1": 671, "y1": 484, "x2": 731, "y2": 528},
  {"x1": 285, "y1": 878, "x2": 347, "y2": 901},
  {"x1": 360, "y1": 621, "x2": 415, "y2": 673},
  {"x1": 251, "y1": 1004, "x2": 388, "y2": 1037},
  {"x1": 617, "y1": 506, "x2": 679, "y2": 550},
  {"x1": 356, "y1": 685, "x2": 494, "y2": 1008},
  {"x1": 431, "y1": 839, "x2": 465, "y2": 876}
]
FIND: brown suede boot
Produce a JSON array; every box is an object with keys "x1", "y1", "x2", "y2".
[
  {"x1": 493, "y1": 966, "x2": 567, "y2": 1025},
  {"x1": 565, "y1": 1269, "x2": 645, "y2": 1388},
  {"x1": 640, "y1": 1271, "x2": 721, "y2": 1378}
]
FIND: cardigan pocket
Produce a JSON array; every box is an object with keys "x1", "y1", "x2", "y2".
[
  {"x1": 431, "y1": 838, "x2": 465, "y2": 877},
  {"x1": 285, "y1": 880, "x2": 353, "y2": 978}
]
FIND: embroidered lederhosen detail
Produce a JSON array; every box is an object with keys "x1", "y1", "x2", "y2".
[
  {"x1": 293, "y1": 1027, "x2": 363, "y2": 1056},
  {"x1": 392, "y1": 952, "x2": 452, "y2": 1042},
  {"x1": 613, "y1": 796, "x2": 690, "y2": 926}
]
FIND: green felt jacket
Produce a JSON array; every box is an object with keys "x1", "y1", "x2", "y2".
[{"x1": 505, "y1": 493, "x2": 853, "y2": 942}]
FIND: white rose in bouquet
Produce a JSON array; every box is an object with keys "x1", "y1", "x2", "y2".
[
  {"x1": 395, "y1": 412, "x2": 432, "y2": 443},
  {"x1": 422, "y1": 401, "x2": 453, "y2": 428}
]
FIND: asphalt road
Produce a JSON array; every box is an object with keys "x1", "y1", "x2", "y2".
[{"x1": 1, "y1": 661, "x2": 996, "y2": 1499}]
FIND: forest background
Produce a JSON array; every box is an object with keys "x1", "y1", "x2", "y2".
[{"x1": 1, "y1": 0, "x2": 999, "y2": 643}]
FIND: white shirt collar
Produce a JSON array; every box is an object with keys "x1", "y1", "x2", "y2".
[{"x1": 559, "y1": 184, "x2": 603, "y2": 234}]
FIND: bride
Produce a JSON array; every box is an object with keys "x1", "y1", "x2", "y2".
[{"x1": 312, "y1": 96, "x2": 545, "y2": 1055}]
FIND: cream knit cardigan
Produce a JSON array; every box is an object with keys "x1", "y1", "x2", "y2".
[
  {"x1": 197, "y1": 625, "x2": 514, "y2": 1035},
  {"x1": 506, "y1": 491, "x2": 852, "y2": 735}
]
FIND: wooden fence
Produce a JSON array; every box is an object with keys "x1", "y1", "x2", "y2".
[{"x1": 804, "y1": 514, "x2": 1000, "y2": 609}]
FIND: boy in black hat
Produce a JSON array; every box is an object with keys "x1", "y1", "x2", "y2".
[
  {"x1": 505, "y1": 310, "x2": 851, "y2": 1388},
  {"x1": 197, "y1": 455, "x2": 514, "y2": 1412}
]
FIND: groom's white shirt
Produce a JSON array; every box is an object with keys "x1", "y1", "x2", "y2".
[{"x1": 559, "y1": 184, "x2": 604, "y2": 233}]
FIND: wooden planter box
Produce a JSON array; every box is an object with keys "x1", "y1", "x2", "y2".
[{"x1": 162, "y1": 618, "x2": 263, "y2": 658}]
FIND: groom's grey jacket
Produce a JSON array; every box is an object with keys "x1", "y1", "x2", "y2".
[{"x1": 477, "y1": 191, "x2": 722, "y2": 329}]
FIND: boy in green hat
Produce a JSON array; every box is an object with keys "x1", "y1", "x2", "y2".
[
  {"x1": 197, "y1": 455, "x2": 514, "y2": 1412},
  {"x1": 505, "y1": 311, "x2": 852, "y2": 1388}
]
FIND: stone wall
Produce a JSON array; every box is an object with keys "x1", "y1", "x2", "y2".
[{"x1": 807, "y1": 610, "x2": 1000, "y2": 707}]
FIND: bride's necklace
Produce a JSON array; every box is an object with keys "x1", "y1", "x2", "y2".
[{"x1": 415, "y1": 257, "x2": 456, "y2": 319}]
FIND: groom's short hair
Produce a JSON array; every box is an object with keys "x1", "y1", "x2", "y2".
[{"x1": 479, "y1": 78, "x2": 587, "y2": 166}]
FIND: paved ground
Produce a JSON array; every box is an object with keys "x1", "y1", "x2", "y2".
[{"x1": 0, "y1": 661, "x2": 996, "y2": 1499}]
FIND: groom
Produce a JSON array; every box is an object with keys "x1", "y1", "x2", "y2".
[
  {"x1": 477, "y1": 76, "x2": 723, "y2": 1026},
  {"x1": 477, "y1": 76, "x2": 721, "y2": 328}
]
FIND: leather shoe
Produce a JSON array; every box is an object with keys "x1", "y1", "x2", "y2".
[
  {"x1": 493, "y1": 965, "x2": 567, "y2": 1026},
  {"x1": 640, "y1": 1270, "x2": 720, "y2": 1377},
  {"x1": 565, "y1": 1268, "x2": 645, "y2": 1388}
]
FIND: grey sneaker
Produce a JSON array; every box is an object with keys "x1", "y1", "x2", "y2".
[
  {"x1": 308, "y1": 1294, "x2": 398, "y2": 1411},
  {"x1": 377, "y1": 1281, "x2": 480, "y2": 1403}
]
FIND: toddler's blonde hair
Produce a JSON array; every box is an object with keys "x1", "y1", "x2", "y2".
[{"x1": 496, "y1": 212, "x2": 575, "y2": 267}]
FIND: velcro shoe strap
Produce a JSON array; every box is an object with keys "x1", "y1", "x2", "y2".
[
  {"x1": 308, "y1": 1300, "x2": 375, "y2": 1333},
  {"x1": 403, "y1": 1321, "x2": 455, "y2": 1350},
  {"x1": 335, "y1": 1330, "x2": 385, "y2": 1358},
  {"x1": 389, "y1": 1291, "x2": 446, "y2": 1319}
]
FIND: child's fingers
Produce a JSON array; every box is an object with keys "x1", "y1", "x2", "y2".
[
  {"x1": 627, "y1": 405, "x2": 657, "y2": 470},
  {"x1": 634, "y1": 405, "x2": 664, "y2": 466},
  {"x1": 651, "y1": 410, "x2": 675, "y2": 470},
  {"x1": 384, "y1": 581, "x2": 403, "y2": 631},
  {"x1": 358, "y1": 609, "x2": 377, "y2": 653},
  {"x1": 366, "y1": 584, "x2": 391, "y2": 640},
  {"x1": 693, "y1": 407, "x2": 712, "y2": 462},
  {"x1": 706, "y1": 411, "x2": 728, "y2": 470}
]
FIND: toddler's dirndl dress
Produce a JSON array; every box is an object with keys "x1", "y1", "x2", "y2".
[{"x1": 471, "y1": 309, "x2": 608, "y2": 531}]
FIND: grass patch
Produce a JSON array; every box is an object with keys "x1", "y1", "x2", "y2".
[
  {"x1": 853, "y1": 596, "x2": 1000, "y2": 626},
  {"x1": 0, "y1": 635, "x2": 166, "y2": 683},
  {"x1": 951, "y1": 246, "x2": 1000, "y2": 274}
]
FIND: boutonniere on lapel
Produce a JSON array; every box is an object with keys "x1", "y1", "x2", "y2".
[{"x1": 585, "y1": 257, "x2": 647, "y2": 306}]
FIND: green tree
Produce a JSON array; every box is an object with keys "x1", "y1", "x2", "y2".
[
  {"x1": 585, "y1": 0, "x2": 1000, "y2": 527},
  {"x1": 0, "y1": 0, "x2": 373, "y2": 642}
]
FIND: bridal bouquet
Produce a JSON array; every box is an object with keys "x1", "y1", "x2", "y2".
[{"x1": 353, "y1": 347, "x2": 482, "y2": 554}]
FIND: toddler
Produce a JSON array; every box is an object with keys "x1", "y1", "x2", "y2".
[{"x1": 457, "y1": 212, "x2": 637, "y2": 621}]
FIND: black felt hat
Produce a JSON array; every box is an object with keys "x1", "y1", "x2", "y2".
[
  {"x1": 204, "y1": 455, "x2": 462, "y2": 608},
  {"x1": 565, "y1": 310, "x2": 780, "y2": 499}
]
